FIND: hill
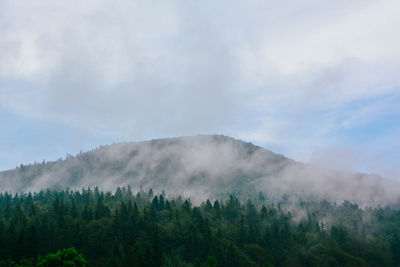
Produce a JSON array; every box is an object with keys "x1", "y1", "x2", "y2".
[{"x1": 0, "y1": 135, "x2": 399, "y2": 206}]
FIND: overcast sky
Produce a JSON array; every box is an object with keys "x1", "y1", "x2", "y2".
[{"x1": 1, "y1": 0, "x2": 399, "y2": 179}]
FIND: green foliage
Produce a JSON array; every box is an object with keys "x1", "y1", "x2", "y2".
[
  {"x1": 37, "y1": 247, "x2": 86, "y2": 267},
  {"x1": 0, "y1": 248, "x2": 85, "y2": 267},
  {"x1": 203, "y1": 256, "x2": 218, "y2": 267},
  {"x1": 0, "y1": 188, "x2": 398, "y2": 266}
]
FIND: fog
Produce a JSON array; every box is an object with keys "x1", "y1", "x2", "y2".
[{"x1": 1, "y1": 135, "x2": 399, "y2": 207}]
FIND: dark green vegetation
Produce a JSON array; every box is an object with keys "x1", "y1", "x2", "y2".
[
  {"x1": 0, "y1": 187, "x2": 399, "y2": 266},
  {"x1": 0, "y1": 247, "x2": 86, "y2": 266}
]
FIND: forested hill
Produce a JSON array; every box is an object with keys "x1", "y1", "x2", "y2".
[
  {"x1": 1, "y1": 135, "x2": 400, "y2": 206},
  {"x1": 2, "y1": 188, "x2": 400, "y2": 266}
]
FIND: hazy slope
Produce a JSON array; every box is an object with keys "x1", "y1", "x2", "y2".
[{"x1": 1, "y1": 135, "x2": 399, "y2": 206}]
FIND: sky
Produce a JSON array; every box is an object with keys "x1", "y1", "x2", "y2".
[{"x1": 0, "y1": 0, "x2": 399, "y2": 179}]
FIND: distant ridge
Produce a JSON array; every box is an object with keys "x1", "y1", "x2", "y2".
[{"x1": 1, "y1": 135, "x2": 399, "y2": 206}]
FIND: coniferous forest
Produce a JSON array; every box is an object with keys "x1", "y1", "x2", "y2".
[{"x1": 0, "y1": 187, "x2": 399, "y2": 266}]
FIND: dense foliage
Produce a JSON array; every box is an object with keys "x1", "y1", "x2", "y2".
[
  {"x1": 0, "y1": 187, "x2": 399, "y2": 266},
  {"x1": 0, "y1": 247, "x2": 86, "y2": 266}
]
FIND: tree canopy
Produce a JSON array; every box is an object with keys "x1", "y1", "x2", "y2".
[{"x1": 0, "y1": 187, "x2": 398, "y2": 266}]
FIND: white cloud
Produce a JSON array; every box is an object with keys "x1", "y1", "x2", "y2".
[{"x1": 0, "y1": 0, "x2": 400, "y2": 177}]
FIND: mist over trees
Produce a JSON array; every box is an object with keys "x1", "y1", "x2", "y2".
[
  {"x1": 0, "y1": 187, "x2": 400, "y2": 266},
  {"x1": 1, "y1": 136, "x2": 400, "y2": 265},
  {"x1": 1, "y1": 187, "x2": 400, "y2": 266},
  {"x1": 1, "y1": 135, "x2": 399, "y2": 207}
]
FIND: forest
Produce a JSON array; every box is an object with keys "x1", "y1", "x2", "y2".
[{"x1": 0, "y1": 187, "x2": 399, "y2": 266}]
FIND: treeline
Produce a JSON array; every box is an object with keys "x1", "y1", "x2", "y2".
[{"x1": 0, "y1": 187, "x2": 399, "y2": 266}]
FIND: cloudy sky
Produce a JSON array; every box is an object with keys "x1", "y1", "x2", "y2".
[{"x1": 1, "y1": 0, "x2": 399, "y2": 179}]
